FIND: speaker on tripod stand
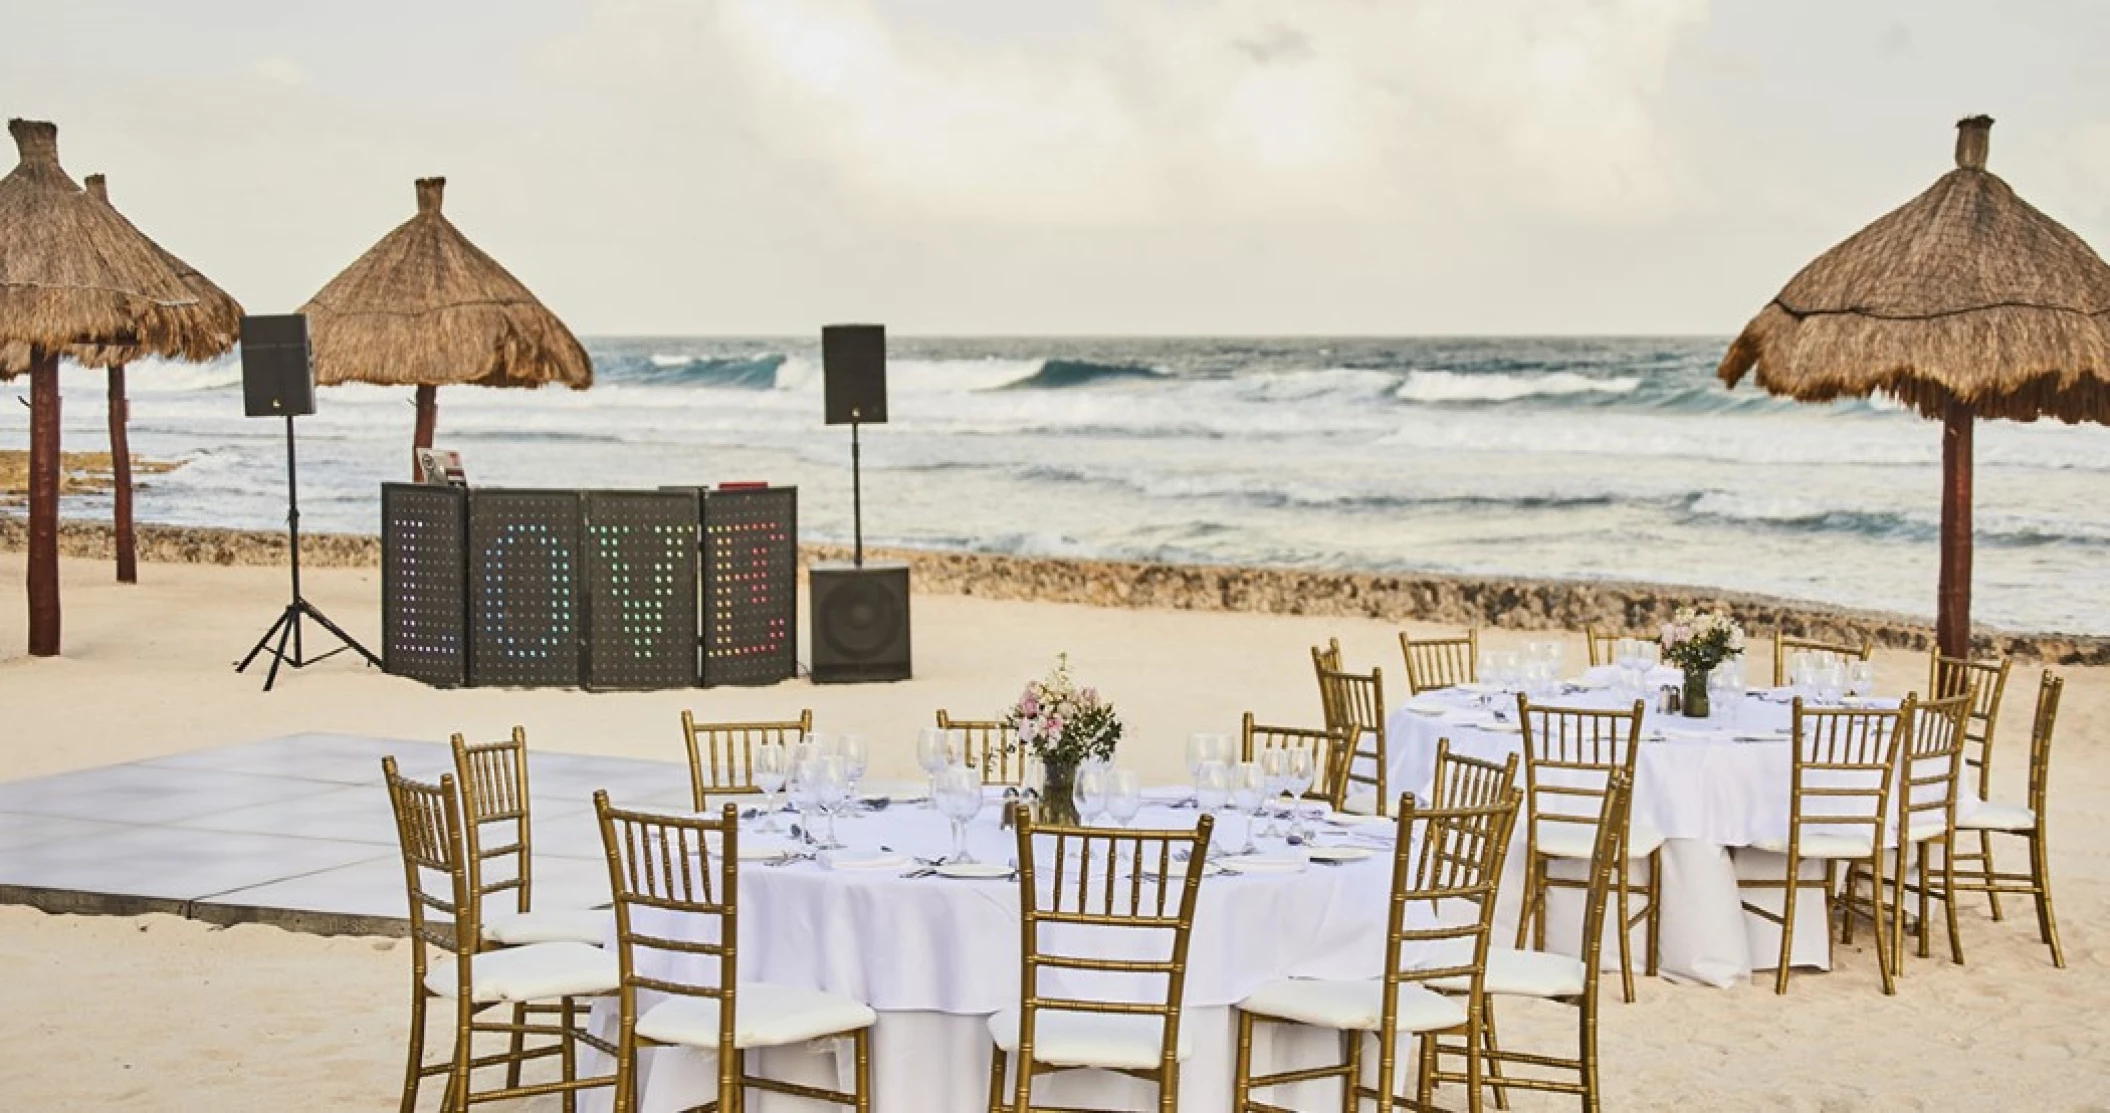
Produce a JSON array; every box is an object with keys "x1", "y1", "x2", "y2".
[
  {"x1": 232, "y1": 314, "x2": 380, "y2": 691},
  {"x1": 811, "y1": 324, "x2": 910, "y2": 683}
]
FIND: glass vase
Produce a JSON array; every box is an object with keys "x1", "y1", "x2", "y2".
[
  {"x1": 1682, "y1": 666, "x2": 1711, "y2": 719},
  {"x1": 1039, "y1": 758, "x2": 1081, "y2": 825}
]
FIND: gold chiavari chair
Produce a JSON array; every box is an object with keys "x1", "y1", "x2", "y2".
[
  {"x1": 1427, "y1": 770, "x2": 1632, "y2": 1113},
  {"x1": 1514, "y1": 697, "x2": 1660, "y2": 1003},
  {"x1": 681, "y1": 709, "x2": 813, "y2": 810},
  {"x1": 453, "y1": 729, "x2": 613, "y2": 947},
  {"x1": 595, "y1": 794, "x2": 876, "y2": 1113},
  {"x1": 1313, "y1": 638, "x2": 1345, "y2": 724},
  {"x1": 1736, "y1": 698, "x2": 1912, "y2": 995},
  {"x1": 1770, "y1": 632, "x2": 1873, "y2": 687},
  {"x1": 936, "y1": 709, "x2": 1027, "y2": 786},
  {"x1": 1317, "y1": 663, "x2": 1389, "y2": 816},
  {"x1": 987, "y1": 812, "x2": 1216, "y2": 1113},
  {"x1": 1583, "y1": 629, "x2": 1620, "y2": 670},
  {"x1": 384, "y1": 757, "x2": 617, "y2": 1113},
  {"x1": 1233, "y1": 790, "x2": 1520, "y2": 1113},
  {"x1": 1242, "y1": 712, "x2": 1351, "y2": 812},
  {"x1": 1939, "y1": 671, "x2": 2067, "y2": 967},
  {"x1": 1402, "y1": 629, "x2": 1479, "y2": 695},
  {"x1": 1928, "y1": 652, "x2": 2013, "y2": 918},
  {"x1": 1883, "y1": 691, "x2": 1973, "y2": 974}
]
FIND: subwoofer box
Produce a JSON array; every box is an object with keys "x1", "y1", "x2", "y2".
[{"x1": 808, "y1": 561, "x2": 910, "y2": 683}]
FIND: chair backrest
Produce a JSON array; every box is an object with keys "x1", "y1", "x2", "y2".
[
  {"x1": 1401, "y1": 629, "x2": 1478, "y2": 695},
  {"x1": 1897, "y1": 692, "x2": 1971, "y2": 845},
  {"x1": 1408, "y1": 745, "x2": 1519, "y2": 917},
  {"x1": 1426, "y1": 738, "x2": 1518, "y2": 813},
  {"x1": 1772, "y1": 632, "x2": 1873, "y2": 687},
  {"x1": 1584, "y1": 628, "x2": 1620, "y2": 669},
  {"x1": 1928, "y1": 652, "x2": 2011, "y2": 799},
  {"x1": 1785, "y1": 698, "x2": 1910, "y2": 852},
  {"x1": 596, "y1": 793, "x2": 743, "y2": 1076},
  {"x1": 682, "y1": 709, "x2": 813, "y2": 809},
  {"x1": 1316, "y1": 663, "x2": 1388, "y2": 815},
  {"x1": 935, "y1": 710, "x2": 1026, "y2": 786},
  {"x1": 1571, "y1": 770, "x2": 1634, "y2": 1008},
  {"x1": 383, "y1": 756, "x2": 476, "y2": 991},
  {"x1": 1516, "y1": 697, "x2": 1645, "y2": 842},
  {"x1": 1382, "y1": 792, "x2": 1519, "y2": 1048},
  {"x1": 1241, "y1": 713, "x2": 1350, "y2": 810},
  {"x1": 2024, "y1": 671, "x2": 2064, "y2": 822},
  {"x1": 1312, "y1": 639, "x2": 1344, "y2": 723},
  {"x1": 451, "y1": 727, "x2": 535, "y2": 926},
  {"x1": 1009, "y1": 812, "x2": 1215, "y2": 1099}
]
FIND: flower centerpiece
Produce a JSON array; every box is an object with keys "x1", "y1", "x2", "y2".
[
  {"x1": 1004, "y1": 653, "x2": 1123, "y2": 824},
  {"x1": 1659, "y1": 607, "x2": 1745, "y2": 718}
]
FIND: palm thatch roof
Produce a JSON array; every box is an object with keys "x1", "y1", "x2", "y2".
[
  {"x1": 0, "y1": 120, "x2": 216, "y2": 368},
  {"x1": 301, "y1": 177, "x2": 590, "y2": 391},
  {"x1": 1719, "y1": 117, "x2": 2110, "y2": 425},
  {"x1": 0, "y1": 173, "x2": 243, "y2": 378}
]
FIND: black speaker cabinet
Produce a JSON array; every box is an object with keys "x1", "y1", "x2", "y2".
[
  {"x1": 821, "y1": 323, "x2": 887, "y2": 425},
  {"x1": 809, "y1": 561, "x2": 910, "y2": 683},
  {"x1": 240, "y1": 314, "x2": 317, "y2": 418}
]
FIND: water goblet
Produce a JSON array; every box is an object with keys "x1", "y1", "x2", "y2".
[
  {"x1": 1815, "y1": 660, "x2": 1846, "y2": 707},
  {"x1": 1074, "y1": 763, "x2": 1110, "y2": 826},
  {"x1": 751, "y1": 741, "x2": 789, "y2": 833},
  {"x1": 837, "y1": 733, "x2": 870, "y2": 799},
  {"x1": 1104, "y1": 770, "x2": 1143, "y2": 827},
  {"x1": 1230, "y1": 761, "x2": 1267, "y2": 855},
  {"x1": 808, "y1": 754, "x2": 848, "y2": 849},
  {"x1": 1195, "y1": 759, "x2": 1231, "y2": 816},
  {"x1": 1258, "y1": 748, "x2": 1292, "y2": 836},
  {"x1": 1846, "y1": 660, "x2": 1876, "y2": 700},
  {"x1": 1185, "y1": 732, "x2": 1227, "y2": 805},
  {"x1": 787, "y1": 752, "x2": 821, "y2": 847},
  {"x1": 935, "y1": 764, "x2": 984, "y2": 864},
  {"x1": 915, "y1": 727, "x2": 949, "y2": 809},
  {"x1": 1285, "y1": 744, "x2": 1317, "y2": 841}
]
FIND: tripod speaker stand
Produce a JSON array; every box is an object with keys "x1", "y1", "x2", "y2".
[{"x1": 232, "y1": 313, "x2": 378, "y2": 691}]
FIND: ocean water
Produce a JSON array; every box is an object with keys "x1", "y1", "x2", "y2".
[{"x1": 6, "y1": 336, "x2": 2107, "y2": 635}]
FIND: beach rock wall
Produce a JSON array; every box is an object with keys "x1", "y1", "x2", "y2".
[{"x1": 4, "y1": 518, "x2": 2100, "y2": 664}]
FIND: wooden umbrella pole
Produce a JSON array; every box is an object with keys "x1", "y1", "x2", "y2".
[
  {"x1": 27, "y1": 348, "x2": 61, "y2": 655},
  {"x1": 412, "y1": 383, "x2": 437, "y2": 476},
  {"x1": 1937, "y1": 398, "x2": 1974, "y2": 659},
  {"x1": 109, "y1": 364, "x2": 137, "y2": 583}
]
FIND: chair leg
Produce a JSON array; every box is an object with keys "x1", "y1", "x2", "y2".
[
  {"x1": 1233, "y1": 1011, "x2": 1255, "y2": 1112},
  {"x1": 1774, "y1": 861, "x2": 1800, "y2": 996},
  {"x1": 1836, "y1": 861, "x2": 1856, "y2": 944},
  {"x1": 1941, "y1": 839, "x2": 1965, "y2": 966},
  {"x1": 506, "y1": 1001, "x2": 528, "y2": 1090},
  {"x1": 1580, "y1": 993, "x2": 1601, "y2": 1113},
  {"x1": 1161, "y1": 1058, "x2": 1181, "y2": 1113},
  {"x1": 1644, "y1": 849, "x2": 1662, "y2": 979},
  {"x1": 1871, "y1": 856, "x2": 1896, "y2": 996},
  {"x1": 1343, "y1": 1030, "x2": 1364, "y2": 1113},
  {"x1": 1462, "y1": 1022, "x2": 1486, "y2": 1113},
  {"x1": 986, "y1": 1045, "x2": 1010, "y2": 1113},
  {"x1": 1615, "y1": 863, "x2": 1637, "y2": 1004},
  {"x1": 560, "y1": 997, "x2": 578, "y2": 1113},
  {"x1": 400, "y1": 987, "x2": 429, "y2": 1113},
  {"x1": 1514, "y1": 856, "x2": 1538, "y2": 950},
  {"x1": 1977, "y1": 828, "x2": 2004, "y2": 921},
  {"x1": 447, "y1": 1005, "x2": 475, "y2": 1113},
  {"x1": 853, "y1": 1027, "x2": 872, "y2": 1113},
  {"x1": 2030, "y1": 831, "x2": 2066, "y2": 969},
  {"x1": 1413, "y1": 1033, "x2": 1434, "y2": 1112},
  {"x1": 1917, "y1": 842, "x2": 1934, "y2": 960},
  {"x1": 1479, "y1": 1002, "x2": 1510, "y2": 1112},
  {"x1": 612, "y1": 1029, "x2": 637, "y2": 1113}
]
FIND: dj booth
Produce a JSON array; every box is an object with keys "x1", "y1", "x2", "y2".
[{"x1": 379, "y1": 483, "x2": 798, "y2": 689}]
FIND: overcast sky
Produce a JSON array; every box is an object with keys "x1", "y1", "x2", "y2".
[{"x1": 5, "y1": 1, "x2": 2107, "y2": 336}]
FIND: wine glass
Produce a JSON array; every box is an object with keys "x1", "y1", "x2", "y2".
[
  {"x1": 808, "y1": 754, "x2": 848, "y2": 849},
  {"x1": 1185, "y1": 733, "x2": 1226, "y2": 805},
  {"x1": 1284, "y1": 744, "x2": 1317, "y2": 841},
  {"x1": 1230, "y1": 761, "x2": 1267, "y2": 855},
  {"x1": 1706, "y1": 664, "x2": 1740, "y2": 726},
  {"x1": 1846, "y1": 660, "x2": 1877, "y2": 701},
  {"x1": 915, "y1": 727, "x2": 949, "y2": 809},
  {"x1": 1074, "y1": 763, "x2": 1110, "y2": 826},
  {"x1": 1258, "y1": 748, "x2": 1292, "y2": 836},
  {"x1": 1104, "y1": 769, "x2": 1143, "y2": 827},
  {"x1": 787, "y1": 750, "x2": 820, "y2": 846},
  {"x1": 836, "y1": 733, "x2": 870, "y2": 800},
  {"x1": 1195, "y1": 759, "x2": 1230, "y2": 816},
  {"x1": 751, "y1": 741, "x2": 789, "y2": 833},
  {"x1": 1815, "y1": 659, "x2": 1846, "y2": 707},
  {"x1": 935, "y1": 764, "x2": 984, "y2": 864}
]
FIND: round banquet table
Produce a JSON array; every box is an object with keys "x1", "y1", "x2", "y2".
[
  {"x1": 1380, "y1": 669, "x2": 1959, "y2": 988},
  {"x1": 584, "y1": 794, "x2": 1414, "y2": 1113}
]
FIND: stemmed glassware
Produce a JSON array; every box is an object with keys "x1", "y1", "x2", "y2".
[
  {"x1": 1258, "y1": 748, "x2": 1292, "y2": 836},
  {"x1": 935, "y1": 764, "x2": 984, "y2": 865},
  {"x1": 1846, "y1": 660, "x2": 1877, "y2": 701},
  {"x1": 807, "y1": 753, "x2": 848, "y2": 849},
  {"x1": 1706, "y1": 663, "x2": 1744, "y2": 726},
  {"x1": 1104, "y1": 770, "x2": 1143, "y2": 827},
  {"x1": 915, "y1": 727, "x2": 949, "y2": 809},
  {"x1": 1195, "y1": 759, "x2": 1231, "y2": 831},
  {"x1": 1230, "y1": 761, "x2": 1267, "y2": 855},
  {"x1": 836, "y1": 733, "x2": 870, "y2": 802},
  {"x1": 1814, "y1": 659, "x2": 1846, "y2": 707},
  {"x1": 1284, "y1": 744, "x2": 1316, "y2": 842},
  {"x1": 752, "y1": 741, "x2": 789, "y2": 833},
  {"x1": 1074, "y1": 762, "x2": 1110, "y2": 826},
  {"x1": 1185, "y1": 733, "x2": 1229, "y2": 805}
]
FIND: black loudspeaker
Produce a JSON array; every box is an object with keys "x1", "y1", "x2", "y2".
[
  {"x1": 241, "y1": 314, "x2": 317, "y2": 417},
  {"x1": 822, "y1": 324, "x2": 887, "y2": 425},
  {"x1": 809, "y1": 561, "x2": 910, "y2": 683}
]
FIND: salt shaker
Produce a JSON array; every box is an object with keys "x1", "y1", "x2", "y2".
[{"x1": 1659, "y1": 685, "x2": 1682, "y2": 715}]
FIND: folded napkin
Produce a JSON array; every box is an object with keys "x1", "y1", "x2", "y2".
[{"x1": 819, "y1": 850, "x2": 912, "y2": 871}]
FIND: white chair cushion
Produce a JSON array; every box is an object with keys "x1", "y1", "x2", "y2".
[
  {"x1": 1957, "y1": 800, "x2": 2035, "y2": 832},
  {"x1": 1753, "y1": 832, "x2": 1874, "y2": 859},
  {"x1": 483, "y1": 907, "x2": 614, "y2": 947},
  {"x1": 1343, "y1": 790, "x2": 1381, "y2": 816},
  {"x1": 1237, "y1": 978, "x2": 1465, "y2": 1035},
  {"x1": 1412, "y1": 943, "x2": 1587, "y2": 999},
  {"x1": 638, "y1": 983, "x2": 877, "y2": 1051},
  {"x1": 987, "y1": 1007, "x2": 1192, "y2": 1070},
  {"x1": 1902, "y1": 816, "x2": 1949, "y2": 845},
  {"x1": 424, "y1": 941, "x2": 618, "y2": 1003},
  {"x1": 1534, "y1": 818, "x2": 1663, "y2": 860}
]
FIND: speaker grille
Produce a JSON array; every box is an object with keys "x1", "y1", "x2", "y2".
[{"x1": 810, "y1": 562, "x2": 910, "y2": 682}]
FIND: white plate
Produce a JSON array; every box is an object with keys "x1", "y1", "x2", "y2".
[
  {"x1": 1221, "y1": 855, "x2": 1307, "y2": 875},
  {"x1": 1305, "y1": 845, "x2": 1375, "y2": 863},
  {"x1": 821, "y1": 851, "x2": 912, "y2": 872},
  {"x1": 1324, "y1": 811, "x2": 1393, "y2": 829},
  {"x1": 934, "y1": 861, "x2": 1014, "y2": 880},
  {"x1": 1403, "y1": 697, "x2": 1452, "y2": 716},
  {"x1": 736, "y1": 839, "x2": 800, "y2": 861}
]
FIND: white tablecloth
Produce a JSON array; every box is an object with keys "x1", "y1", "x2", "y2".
[
  {"x1": 588, "y1": 798, "x2": 1404, "y2": 1112},
  {"x1": 1381, "y1": 677, "x2": 1947, "y2": 987}
]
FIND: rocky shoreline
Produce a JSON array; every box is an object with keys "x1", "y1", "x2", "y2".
[{"x1": 2, "y1": 517, "x2": 2102, "y2": 664}]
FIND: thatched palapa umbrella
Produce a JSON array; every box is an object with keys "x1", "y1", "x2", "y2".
[
  {"x1": 2, "y1": 173, "x2": 243, "y2": 583},
  {"x1": 1720, "y1": 117, "x2": 2110, "y2": 655},
  {"x1": 300, "y1": 177, "x2": 589, "y2": 470},
  {"x1": 0, "y1": 119, "x2": 223, "y2": 655}
]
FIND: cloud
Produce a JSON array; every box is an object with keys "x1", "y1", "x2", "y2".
[
  {"x1": 559, "y1": 0, "x2": 1710, "y2": 228},
  {"x1": 245, "y1": 55, "x2": 309, "y2": 89}
]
